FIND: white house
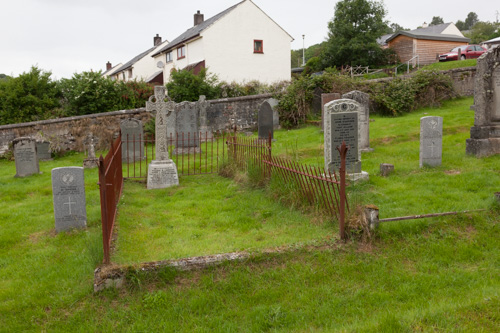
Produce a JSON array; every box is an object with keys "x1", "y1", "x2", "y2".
[
  {"x1": 151, "y1": 0, "x2": 293, "y2": 84},
  {"x1": 104, "y1": 34, "x2": 170, "y2": 84}
]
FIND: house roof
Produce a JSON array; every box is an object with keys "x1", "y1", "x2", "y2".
[
  {"x1": 102, "y1": 63, "x2": 123, "y2": 76},
  {"x1": 409, "y1": 22, "x2": 454, "y2": 35},
  {"x1": 377, "y1": 33, "x2": 394, "y2": 46},
  {"x1": 386, "y1": 30, "x2": 469, "y2": 43},
  {"x1": 108, "y1": 46, "x2": 158, "y2": 76},
  {"x1": 483, "y1": 36, "x2": 500, "y2": 44},
  {"x1": 151, "y1": 1, "x2": 245, "y2": 57}
]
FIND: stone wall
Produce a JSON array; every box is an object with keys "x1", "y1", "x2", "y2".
[{"x1": 0, "y1": 94, "x2": 273, "y2": 155}]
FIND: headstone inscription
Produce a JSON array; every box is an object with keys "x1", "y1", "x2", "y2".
[
  {"x1": 36, "y1": 141, "x2": 52, "y2": 160},
  {"x1": 321, "y1": 93, "x2": 341, "y2": 131},
  {"x1": 420, "y1": 116, "x2": 443, "y2": 168},
  {"x1": 466, "y1": 47, "x2": 500, "y2": 157},
  {"x1": 13, "y1": 137, "x2": 40, "y2": 177},
  {"x1": 258, "y1": 100, "x2": 274, "y2": 139},
  {"x1": 342, "y1": 90, "x2": 372, "y2": 152},
  {"x1": 146, "y1": 86, "x2": 179, "y2": 189},
  {"x1": 52, "y1": 167, "x2": 87, "y2": 232},
  {"x1": 120, "y1": 118, "x2": 144, "y2": 162},
  {"x1": 175, "y1": 100, "x2": 200, "y2": 154}
]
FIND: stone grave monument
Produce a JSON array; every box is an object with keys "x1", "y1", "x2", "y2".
[
  {"x1": 83, "y1": 135, "x2": 99, "y2": 169},
  {"x1": 198, "y1": 95, "x2": 213, "y2": 140},
  {"x1": 36, "y1": 141, "x2": 52, "y2": 160},
  {"x1": 321, "y1": 93, "x2": 341, "y2": 131},
  {"x1": 267, "y1": 98, "x2": 280, "y2": 130},
  {"x1": 342, "y1": 90, "x2": 372, "y2": 152},
  {"x1": 258, "y1": 99, "x2": 275, "y2": 140},
  {"x1": 323, "y1": 99, "x2": 368, "y2": 181},
  {"x1": 466, "y1": 47, "x2": 500, "y2": 157},
  {"x1": 420, "y1": 116, "x2": 443, "y2": 168},
  {"x1": 52, "y1": 166, "x2": 87, "y2": 232},
  {"x1": 146, "y1": 86, "x2": 179, "y2": 189},
  {"x1": 121, "y1": 118, "x2": 144, "y2": 162},
  {"x1": 175, "y1": 100, "x2": 200, "y2": 154},
  {"x1": 13, "y1": 137, "x2": 40, "y2": 177}
]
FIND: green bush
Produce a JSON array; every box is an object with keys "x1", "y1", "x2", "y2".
[
  {"x1": 119, "y1": 80, "x2": 155, "y2": 109},
  {"x1": 166, "y1": 68, "x2": 220, "y2": 102}
]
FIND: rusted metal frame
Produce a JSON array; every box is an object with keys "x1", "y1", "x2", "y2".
[
  {"x1": 327, "y1": 168, "x2": 342, "y2": 215},
  {"x1": 303, "y1": 164, "x2": 324, "y2": 211},
  {"x1": 325, "y1": 168, "x2": 341, "y2": 219},
  {"x1": 379, "y1": 210, "x2": 486, "y2": 222},
  {"x1": 284, "y1": 158, "x2": 304, "y2": 201},
  {"x1": 98, "y1": 156, "x2": 110, "y2": 264},
  {"x1": 309, "y1": 164, "x2": 332, "y2": 215},
  {"x1": 263, "y1": 159, "x2": 340, "y2": 185},
  {"x1": 336, "y1": 141, "x2": 348, "y2": 240},
  {"x1": 290, "y1": 160, "x2": 311, "y2": 206},
  {"x1": 314, "y1": 164, "x2": 336, "y2": 217},
  {"x1": 298, "y1": 163, "x2": 315, "y2": 206}
]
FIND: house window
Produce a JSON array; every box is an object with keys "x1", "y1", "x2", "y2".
[
  {"x1": 177, "y1": 46, "x2": 186, "y2": 59},
  {"x1": 128, "y1": 69, "x2": 133, "y2": 78},
  {"x1": 122, "y1": 73, "x2": 125, "y2": 80},
  {"x1": 166, "y1": 51, "x2": 173, "y2": 63},
  {"x1": 254, "y1": 40, "x2": 263, "y2": 53}
]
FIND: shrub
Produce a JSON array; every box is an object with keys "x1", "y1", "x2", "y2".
[{"x1": 166, "y1": 68, "x2": 220, "y2": 102}]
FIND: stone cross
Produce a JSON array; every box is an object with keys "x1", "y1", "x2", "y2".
[{"x1": 146, "y1": 86, "x2": 176, "y2": 161}]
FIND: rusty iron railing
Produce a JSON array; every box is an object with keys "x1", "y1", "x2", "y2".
[
  {"x1": 225, "y1": 130, "x2": 272, "y2": 174},
  {"x1": 98, "y1": 135, "x2": 124, "y2": 264}
]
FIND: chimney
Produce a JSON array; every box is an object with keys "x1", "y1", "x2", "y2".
[
  {"x1": 422, "y1": 22, "x2": 429, "y2": 28},
  {"x1": 106, "y1": 61, "x2": 112, "y2": 71},
  {"x1": 154, "y1": 34, "x2": 162, "y2": 46},
  {"x1": 194, "y1": 10, "x2": 204, "y2": 26}
]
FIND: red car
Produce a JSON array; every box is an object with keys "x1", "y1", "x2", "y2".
[{"x1": 439, "y1": 45, "x2": 486, "y2": 61}]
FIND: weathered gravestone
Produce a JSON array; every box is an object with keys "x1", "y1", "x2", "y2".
[
  {"x1": 258, "y1": 100, "x2": 274, "y2": 139},
  {"x1": 342, "y1": 90, "x2": 372, "y2": 152},
  {"x1": 267, "y1": 98, "x2": 280, "y2": 130},
  {"x1": 324, "y1": 99, "x2": 368, "y2": 180},
  {"x1": 321, "y1": 93, "x2": 341, "y2": 131},
  {"x1": 466, "y1": 47, "x2": 500, "y2": 157},
  {"x1": 52, "y1": 167, "x2": 87, "y2": 232},
  {"x1": 121, "y1": 118, "x2": 144, "y2": 162},
  {"x1": 83, "y1": 135, "x2": 99, "y2": 169},
  {"x1": 146, "y1": 86, "x2": 179, "y2": 189},
  {"x1": 420, "y1": 116, "x2": 443, "y2": 168},
  {"x1": 198, "y1": 95, "x2": 213, "y2": 140},
  {"x1": 175, "y1": 100, "x2": 200, "y2": 154},
  {"x1": 13, "y1": 137, "x2": 40, "y2": 177},
  {"x1": 312, "y1": 87, "x2": 324, "y2": 115},
  {"x1": 36, "y1": 141, "x2": 52, "y2": 160}
]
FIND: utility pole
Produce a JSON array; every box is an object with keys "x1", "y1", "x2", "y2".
[{"x1": 302, "y1": 34, "x2": 305, "y2": 67}]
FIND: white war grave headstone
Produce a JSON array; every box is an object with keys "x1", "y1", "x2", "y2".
[
  {"x1": 420, "y1": 116, "x2": 443, "y2": 168},
  {"x1": 52, "y1": 167, "x2": 87, "y2": 232},
  {"x1": 146, "y1": 86, "x2": 179, "y2": 189},
  {"x1": 13, "y1": 137, "x2": 40, "y2": 177}
]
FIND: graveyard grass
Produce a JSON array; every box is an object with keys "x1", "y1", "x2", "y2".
[{"x1": 1, "y1": 96, "x2": 499, "y2": 331}]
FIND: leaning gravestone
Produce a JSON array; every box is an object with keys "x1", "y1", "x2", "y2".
[
  {"x1": 342, "y1": 90, "x2": 372, "y2": 152},
  {"x1": 175, "y1": 101, "x2": 200, "y2": 154},
  {"x1": 13, "y1": 137, "x2": 40, "y2": 177},
  {"x1": 466, "y1": 47, "x2": 500, "y2": 157},
  {"x1": 324, "y1": 99, "x2": 368, "y2": 181},
  {"x1": 420, "y1": 116, "x2": 443, "y2": 168},
  {"x1": 146, "y1": 86, "x2": 179, "y2": 189},
  {"x1": 120, "y1": 118, "x2": 144, "y2": 162},
  {"x1": 321, "y1": 93, "x2": 341, "y2": 131},
  {"x1": 36, "y1": 141, "x2": 52, "y2": 160},
  {"x1": 258, "y1": 100, "x2": 274, "y2": 139},
  {"x1": 52, "y1": 167, "x2": 87, "y2": 232}
]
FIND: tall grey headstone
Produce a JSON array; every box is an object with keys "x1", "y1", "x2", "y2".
[
  {"x1": 36, "y1": 141, "x2": 52, "y2": 160},
  {"x1": 420, "y1": 116, "x2": 443, "y2": 168},
  {"x1": 52, "y1": 167, "x2": 87, "y2": 232},
  {"x1": 175, "y1": 100, "x2": 200, "y2": 153},
  {"x1": 321, "y1": 93, "x2": 341, "y2": 131},
  {"x1": 267, "y1": 98, "x2": 280, "y2": 130},
  {"x1": 258, "y1": 100, "x2": 274, "y2": 139},
  {"x1": 342, "y1": 90, "x2": 372, "y2": 152},
  {"x1": 324, "y1": 99, "x2": 368, "y2": 180},
  {"x1": 198, "y1": 95, "x2": 212, "y2": 140},
  {"x1": 466, "y1": 47, "x2": 500, "y2": 157},
  {"x1": 146, "y1": 86, "x2": 179, "y2": 189},
  {"x1": 13, "y1": 137, "x2": 40, "y2": 177},
  {"x1": 121, "y1": 118, "x2": 144, "y2": 162}
]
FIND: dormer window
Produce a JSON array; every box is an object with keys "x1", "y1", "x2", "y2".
[
  {"x1": 254, "y1": 40, "x2": 263, "y2": 53},
  {"x1": 177, "y1": 46, "x2": 186, "y2": 59}
]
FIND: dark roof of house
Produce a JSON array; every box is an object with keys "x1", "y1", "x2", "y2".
[
  {"x1": 386, "y1": 22, "x2": 470, "y2": 43},
  {"x1": 151, "y1": 1, "x2": 245, "y2": 57},
  {"x1": 377, "y1": 33, "x2": 394, "y2": 45},
  {"x1": 108, "y1": 46, "x2": 158, "y2": 76}
]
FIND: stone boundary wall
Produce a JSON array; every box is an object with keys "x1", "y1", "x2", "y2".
[{"x1": 0, "y1": 93, "x2": 273, "y2": 155}]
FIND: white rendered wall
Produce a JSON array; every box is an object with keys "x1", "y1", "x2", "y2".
[{"x1": 442, "y1": 24, "x2": 464, "y2": 37}]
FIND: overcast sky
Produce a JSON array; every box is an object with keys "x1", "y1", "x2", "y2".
[{"x1": 0, "y1": 0, "x2": 496, "y2": 79}]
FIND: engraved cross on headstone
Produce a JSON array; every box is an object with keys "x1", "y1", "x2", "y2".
[
  {"x1": 63, "y1": 196, "x2": 76, "y2": 215},
  {"x1": 146, "y1": 86, "x2": 176, "y2": 161},
  {"x1": 428, "y1": 141, "x2": 436, "y2": 157}
]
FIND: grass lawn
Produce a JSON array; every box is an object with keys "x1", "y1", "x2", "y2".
[
  {"x1": 421, "y1": 59, "x2": 477, "y2": 71},
  {"x1": 1, "y1": 96, "x2": 499, "y2": 331}
]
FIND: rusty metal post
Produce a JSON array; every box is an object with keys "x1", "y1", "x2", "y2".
[
  {"x1": 98, "y1": 155, "x2": 110, "y2": 265},
  {"x1": 336, "y1": 141, "x2": 349, "y2": 241}
]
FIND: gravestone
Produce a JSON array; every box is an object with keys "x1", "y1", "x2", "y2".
[
  {"x1": 52, "y1": 167, "x2": 87, "y2": 232},
  {"x1": 466, "y1": 47, "x2": 500, "y2": 157},
  {"x1": 323, "y1": 99, "x2": 368, "y2": 180},
  {"x1": 83, "y1": 135, "x2": 99, "y2": 169},
  {"x1": 198, "y1": 95, "x2": 213, "y2": 140},
  {"x1": 420, "y1": 116, "x2": 443, "y2": 168},
  {"x1": 342, "y1": 90, "x2": 372, "y2": 152},
  {"x1": 36, "y1": 141, "x2": 52, "y2": 160},
  {"x1": 146, "y1": 86, "x2": 179, "y2": 189},
  {"x1": 121, "y1": 118, "x2": 144, "y2": 162},
  {"x1": 267, "y1": 98, "x2": 280, "y2": 130},
  {"x1": 258, "y1": 100, "x2": 274, "y2": 139},
  {"x1": 380, "y1": 163, "x2": 394, "y2": 177},
  {"x1": 321, "y1": 93, "x2": 341, "y2": 131},
  {"x1": 13, "y1": 137, "x2": 40, "y2": 177},
  {"x1": 312, "y1": 87, "x2": 324, "y2": 115},
  {"x1": 175, "y1": 100, "x2": 200, "y2": 154}
]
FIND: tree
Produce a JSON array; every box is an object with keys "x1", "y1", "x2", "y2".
[
  {"x1": 465, "y1": 21, "x2": 498, "y2": 43},
  {"x1": 430, "y1": 16, "x2": 444, "y2": 26},
  {"x1": 455, "y1": 20, "x2": 466, "y2": 31},
  {"x1": 388, "y1": 22, "x2": 407, "y2": 33},
  {"x1": 465, "y1": 12, "x2": 479, "y2": 30},
  {"x1": 321, "y1": 0, "x2": 388, "y2": 68},
  {"x1": 166, "y1": 68, "x2": 220, "y2": 103}
]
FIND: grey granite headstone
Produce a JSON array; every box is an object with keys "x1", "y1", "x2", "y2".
[
  {"x1": 258, "y1": 100, "x2": 274, "y2": 139},
  {"x1": 36, "y1": 141, "x2": 52, "y2": 160},
  {"x1": 324, "y1": 99, "x2": 366, "y2": 178},
  {"x1": 321, "y1": 93, "x2": 341, "y2": 130},
  {"x1": 146, "y1": 86, "x2": 179, "y2": 189},
  {"x1": 420, "y1": 116, "x2": 443, "y2": 168},
  {"x1": 267, "y1": 98, "x2": 280, "y2": 130},
  {"x1": 121, "y1": 118, "x2": 144, "y2": 162},
  {"x1": 175, "y1": 100, "x2": 200, "y2": 153},
  {"x1": 198, "y1": 95, "x2": 212, "y2": 140},
  {"x1": 13, "y1": 137, "x2": 39, "y2": 177},
  {"x1": 342, "y1": 90, "x2": 372, "y2": 152},
  {"x1": 52, "y1": 167, "x2": 87, "y2": 232},
  {"x1": 466, "y1": 47, "x2": 500, "y2": 157}
]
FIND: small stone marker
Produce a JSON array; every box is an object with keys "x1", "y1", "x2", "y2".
[
  {"x1": 146, "y1": 86, "x2": 179, "y2": 189},
  {"x1": 380, "y1": 163, "x2": 394, "y2": 177},
  {"x1": 121, "y1": 118, "x2": 144, "y2": 162},
  {"x1": 342, "y1": 90, "x2": 372, "y2": 152},
  {"x1": 420, "y1": 116, "x2": 443, "y2": 168},
  {"x1": 321, "y1": 93, "x2": 341, "y2": 131},
  {"x1": 52, "y1": 167, "x2": 87, "y2": 232},
  {"x1": 83, "y1": 136, "x2": 99, "y2": 169},
  {"x1": 36, "y1": 141, "x2": 52, "y2": 160},
  {"x1": 13, "y1": 137, "x2": 40, "y2": 177},
  {"x1": 175, "y1": 101, "x2": 200, "y2": 153},
  {"x1": 258, "y1": 100, "x2": 274, "y2": 139}
]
